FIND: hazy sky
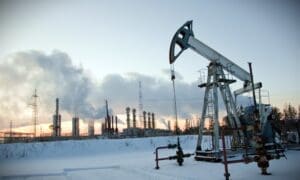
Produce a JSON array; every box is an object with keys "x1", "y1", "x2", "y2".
[{"x1": 0, "y1": 0, "x2": 299, "y2": 129}]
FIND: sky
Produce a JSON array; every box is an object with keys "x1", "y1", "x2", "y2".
[{"x1": 0, "y1": 0, "x2": 299, "y2": 131}]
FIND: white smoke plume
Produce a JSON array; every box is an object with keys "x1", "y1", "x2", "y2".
[
  {"x1": 0, "y1": 50, "x2": 109, "y2": 129},
  {"x1": 158, "y1": 118, "x2": 169, "y2": 129},
  {"x1": 0, "y1": 50, "x2": 249, "y2": 129}
]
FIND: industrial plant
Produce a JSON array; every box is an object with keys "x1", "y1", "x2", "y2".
[{"x1": 1, "y1": 96, "x2": 175, "y2": 143}]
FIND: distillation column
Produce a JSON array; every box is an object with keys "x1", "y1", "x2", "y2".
[{"x1": 53, "y1": 98, "x2": 61, "y2": 137}]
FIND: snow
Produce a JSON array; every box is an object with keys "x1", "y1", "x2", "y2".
[
  {"x1": 0, "y1": 136, "x2": 197, "y2": 159},
  {"x1": 0, "y1": 135, "x2": 299, "y2": 180}
]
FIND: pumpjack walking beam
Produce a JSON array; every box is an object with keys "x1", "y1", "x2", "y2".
[
  {"x1": 169, "y1": 21, "x2": 262, "y2": 157},
  {"x1": 169, "y1": 21, "x2": 262, "y2": 91}
]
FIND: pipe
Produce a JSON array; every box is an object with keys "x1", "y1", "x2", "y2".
[
  {"x1": 155, "y1": 144, "x2": 177, "y2": 169},
  {"x1": 221, "y1": 127, "x2": 230, "y2": 180}
]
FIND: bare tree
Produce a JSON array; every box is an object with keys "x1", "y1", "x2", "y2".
[
  {"x1": 296, "y1": 105, "x2": 300, "y2": 144},
  {"x1": 283, "y1": 104, "x2": 299, "y2": 143},
  {"x1": 270, "y1": 107, "x2": 282, "y2": 120},
  {"x1": 298, "y1": 105, "x2": 300, "y2": 119},
  {"x1": 283, "y1": 104, "x2": 297, "y2": 120},
  {"x1": 268, "y1": 107, "x2": 282, "y2": 134}
]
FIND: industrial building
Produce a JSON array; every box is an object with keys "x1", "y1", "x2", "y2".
[
  {"x1": 1, "y1": 100, "x2": 174, "y2": 144},
  {"x1": 122, "y1": 107, "x2": 172, "y2": 137}
]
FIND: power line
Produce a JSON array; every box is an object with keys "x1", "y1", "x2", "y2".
[{"x1": 144, "y1": 98, "x2": 203, "y2": 102}]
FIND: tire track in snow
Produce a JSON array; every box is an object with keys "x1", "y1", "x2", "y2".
[{"x1": 1, "y1": 165, "x2": 121, "y2": 180}]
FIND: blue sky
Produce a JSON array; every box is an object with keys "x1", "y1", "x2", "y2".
[{"x1": 0, "y1": 0, "x2": 299, "y2": 128}]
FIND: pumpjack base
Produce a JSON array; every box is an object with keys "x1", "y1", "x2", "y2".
[{"x1": 194, "y1": 150, "x2": 222, "y2": 162}]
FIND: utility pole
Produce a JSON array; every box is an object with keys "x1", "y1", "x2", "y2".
[{"x1": 30, "y1": 89, "x2": 38, "y2": 138}]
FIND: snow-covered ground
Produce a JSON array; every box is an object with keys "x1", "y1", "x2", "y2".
[{"x1": 0, "y1": 135, "x2": 299, "y2": 180}]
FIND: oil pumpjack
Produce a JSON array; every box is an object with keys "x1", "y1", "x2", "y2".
[{"x1": 169, "y1": 21, "x2": 283, "y2": 162}]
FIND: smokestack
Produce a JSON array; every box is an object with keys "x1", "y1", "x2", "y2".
[
  {"x1": 152, "y1": 113, "x2": 155, "y2": 129},
  {"x1": 185, "y1": 119, "x2": 189, "y2": 131},
  {"x1": 111, "y1": 115, "x2": 114, "y2": 133},
  {"x1": 56, "y1": 98, "x2": 59, "y2": 116},
  {"x1": 168, "y1": 120, "x2": 171, "y2": 131},
  {"x1": 72, "y1": 117, "x2": 79, "y2": 137},
  {"x1": 101, "y1": 122, "x2": 105, "y2": 135},
  {"x1": 105, "y1": 100, "x2": 111, "y2": 131},
  {"x1": 53, "y1": 98, "x2": 61, "y2": 137},
  {"x1": 148, "y1": 112, "x2": 151, "y2": 129},
  {"x1": 88, "y1": 121, "x2": 94, "y2": 136},
  {"x1": 115, "y1": 116, "x2": 118, "y2": 134},
  {"x1": 104, "y1": 117, "x2": 108, "y2": 134},
  {"x1": 126, "y1": 107, "x2": 130, "y2": 128},
  {"x1": 143, "y1": 111, "x2": 147, "y2": 129},
  {"x1": 132, "y1": 108, "x2": 136, "y2": 128}
]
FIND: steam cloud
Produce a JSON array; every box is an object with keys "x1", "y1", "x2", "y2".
[
  {"x1": 0, "y1": 50, "x2": 108, "y2": 128},
  {"x1": 158, "y1": 118, "x2": 169, "y2": 129},
  {"x1": 0, "y1": 50, "x2": 249, "y2": 129}
]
